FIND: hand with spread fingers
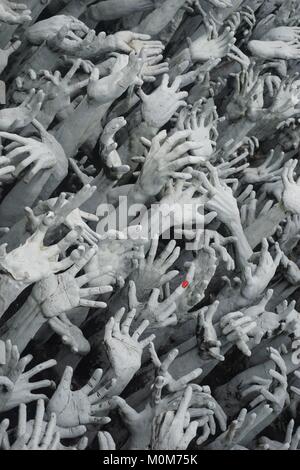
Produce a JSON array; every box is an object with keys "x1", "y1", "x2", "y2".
[{"x1": 47, "y1": 366, "x2": 113, "y2": 428}]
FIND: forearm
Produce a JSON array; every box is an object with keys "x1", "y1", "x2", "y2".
[
  {"x1": 215, "y1": 353, "x2": 296, "y2": 418},
  {"x1": 170, "y1": 0, "x2": 245, "y2": 68},
  {"x1": 205, "y1": 402, "x2": 277, "y2": 450},
  {"x1": 213, "y1": 287, "x2": 250, "y2": 322},
  {"x1": 228, "y1": 219, "x2": 253, "y2": 268},
  {"x1": 0, "y1": 296, "x2": 47, "y2": 353},
  {"x1": 53, "y1": 97, "x2": 110, "y2": 157},
  {"x1": 133, "y1": 0, "x2": 186, "y2": 36},
  {"x1": 119, "y1": 118, "x2": 158, "y2": 167},
  {"x1": 0, "y1": 160, "x2": 67, "y2": 228},
  {"x1": 83, "y1": 0, "x2": 155, "y2": 23}
]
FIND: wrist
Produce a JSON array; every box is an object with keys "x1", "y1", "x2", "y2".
[{"x1": 228, "y1": 217, "x2": 243, "y2": 234}]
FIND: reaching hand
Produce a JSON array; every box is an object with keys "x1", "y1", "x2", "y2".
[
  {"x1": 138, "y1": 74, "x2": 188, "y2": 128},
  {"x1": 104, "y1": 31, "x2": 151, "y2": 54},
  {"x1": 0, "y1": 40, "x2": 21, "y2": 74},
  {"x1": 87, "y1": 53, "x2": 143, "y2": 104},
  {"x1": 129, "y1": 237, "x2": 180, "y2": 300},
  {"x1": 47, "y1": 366, "x2": 112, "y2": 428},
  {"x1": 4, "y1": 357, "x2": 56, "y2": 411},
  {"x1": 241, "y1": 239, "x2": 282, "y2": 301},
  {"x1": 176, "y1": 100, "x2": 219, "y2": 161},
  {"x1": 241, "y1": 348, "x2": 288, "y2": 412},
  {"x1": 85, "y1": 230, "x2": 145, "y2": 287},
  {"x1": 0, "y1": 90, "x2": 44, "y2": 132},
  {"x1": 100, "y1": 117, "x2": 129, "y2": 179},
  {"x1": 257, "y1": 419, "x2": 300, "y2": 450},
  {"x1": 31, "y1": 245, "x2": 112, "y2": 317},
  {"x1": 49, "y1": 313, "x2": 91, "y2": 355},
  {"x1": 104, "y1": 307, "x2": 155, "y2": 380},
  {"x1": 151, "y1": 386, "x2": 199, "y2": 450},
  {"x1": 220, "y1": 311, "x2": 256, "y2": 357},
  {"x1": 243, "y1": 148, "x2": 284, "y2": 184},
  {"x1": 187, "y1": 27, "x2": 235, "y2": 63},
  {"x1": 149, "y1": 343, "x2": 202, "y2": 392},
  {"x1": 0, "y1": 212, "x2": 82, "y2": 283},
  {"x1": 282, "y1": 159, "x2": 300, "y2": 214},
  {"x1": 196, "y1": 301, "x2": 224, "y2": 362},
  {"x1": 26, "y1": 15, "x2": 89, "y2": 46},
  {"x1": 0, "y1": 0, "x2": 31, "y2": 24}
]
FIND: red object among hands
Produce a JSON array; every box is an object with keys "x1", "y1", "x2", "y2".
[{"x1": 182, "y1": 280, "x2": 189, "y2": 288}]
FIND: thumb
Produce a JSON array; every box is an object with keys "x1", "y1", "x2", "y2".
[{"x1": 136, "y1": 87, "x2": 148, "y2": 102}]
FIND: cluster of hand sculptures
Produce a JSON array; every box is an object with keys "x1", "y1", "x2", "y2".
[{"x1": 0, "y1": 0, "x2": 300, "y2": 452}]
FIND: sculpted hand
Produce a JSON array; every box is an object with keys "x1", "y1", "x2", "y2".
[
  {"x1": 136, "y1": 129, "x2": 202, "y2": 196},
  {"x1": 226, "y1": 64, "x2": 264, "y2": 122},
  {"x1": 38, "y1": 62, "x2": 88, "y2": 125},
  {"x1": 33, "y1": 184, "x2": 100, "y2": 244},
  {"x1": 197, "y1": 163, "x2": 241, "y2": 227},
  {"x1": 220, "y1": 311, "x2": 256, "y2": 357},
  {"x1": 0, "y1": 340, "x2": 31, "y2": 412},
  {"x1": 47, "y1": 366, "x2": 113, "y2": 428},
  {"x1": 158, "y1": 180, "x2": 215, "y2": 231},
  {"x1": 98, "y1": 431, "x2": 116, "y2": 450},
  {"x1": 176, "y1": 100, "x2": 219, "y2": 161},
  {"x1": 12, "y1": 400, "x2": 60, "y2": 450},
  {"x1": 105, "y1": 31, "x2": 151, "y2": 54},
  {"x1": 0, "y1": 0, "x2": 31, "y2": 24},
  {"x1": 151, "y1": 386, "x2": 199, "y2": 450},
  {"x1": 85, "y1": 230, "x2": 145, "y2": 287},
  {"x1": 282, "y1": 159, "x2": 300, "y2": 214},
  {"x1": 139, "y1": 48, "x2": 169, "y2": 83},
  {"x1": 128, "y1": 281, "x2": 179, "y2": 329},
  {"x1": 104, "y1": 307, "x2": 155, "y2": 380},
  {"x1": 257, "y1": 419, "x2": 300, "y2": 450},
  {"x1": 0, "y1": 119, "x2": 65, "y2": 183},
  {"x1": 149, "y1": 343, "x2": 202, "y2": 392},
  {"x1": 196, "y1": 301, "x2": 224, "y2": 362},
  {"x1": 0, "y1": 156, "x2": 15, "y2": 183},
  {"x1": 31, "y1": 245, "x2": 112, "y2": 317},
  {"x1": 248, "y1": 39, "x2": 300, "y2": 60},
  {"x1": 187, "y1": 27, "x2": 235, "y2": 63},
  {"x1": 0, "y1": 40, "x2": 21, "y2": 74},
  {"x1": 208, "y1": 0, "x2": 234, "y2": 7},
  {"x1": 243, "y1": 149, "x2": 284, "y2": 184},
  {"x1": 100, "y1": 117, "x2": 130, "y2": 179},
  {"x1": 4, "y1": 358, "x2": 56, "y2": 411},
  {"x1": 26, "y1": 15, "x2": 89, "y2": 45},
  {"x1": 0, "y1": 90, "x2": 44, "y2": 132},
  {"x1": 241, "y1": 348, "x2": 288, "y2": 412},
  {"x1": 49, "y1": 313, "x2": 91, "y2": 355}
]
